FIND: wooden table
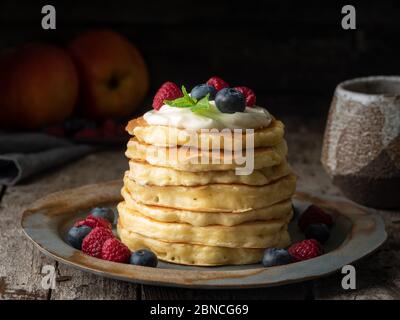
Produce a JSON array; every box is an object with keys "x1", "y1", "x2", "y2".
[{"x1": 1, "y1": 117, "x2": 399, "y2": 300}]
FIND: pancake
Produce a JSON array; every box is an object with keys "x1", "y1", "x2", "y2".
[
  {"x1": 120, "y1": 108, "x2": 296, "y2": 266},
  {"x1": 118, "y1": 201, "x2": 291, "y2": 248},
  {"x1": 128, "y1": 160, "x2": 292, "y2": 186},
  {"x1": 117, "y1": 224, "x2": 291, "y2": 266},
  {"x1": 126, "y1": 116, "x2": 285, "y2": 150},
  {"x1": 122, "y1": 187, "x2": 293, "y2": 226},
  {"x1": 124, "y1": 172, "x2": 296, "y2": 212},
  {"x1": 125, "y1": 138, "x2": 288, "y2": 172}
]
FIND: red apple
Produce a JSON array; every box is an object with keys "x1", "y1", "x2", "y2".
[
  {"x1": 0, "y1": 44, "x2": 79, "y2": 130},
  {"x1": 68, "y1": 30, "x2": 149, "y2": 119}
]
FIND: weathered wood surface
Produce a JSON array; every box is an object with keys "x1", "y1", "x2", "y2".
[
  {"x1": 0, "y1": 151, "x2": 138, "y2": 300},
  {"x1": 0, "y1": 117, "x2": 399, "y2": 300}
]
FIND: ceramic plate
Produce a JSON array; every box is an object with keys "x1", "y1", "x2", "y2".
[{"x1": 21, "y1": 180, "x2": 387, "y2": 289}]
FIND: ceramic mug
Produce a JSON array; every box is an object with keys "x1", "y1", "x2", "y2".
[{"x1": 322, "y1": 76, "x2": 400, "y2": 209}]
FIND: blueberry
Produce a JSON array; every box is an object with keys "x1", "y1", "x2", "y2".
[
  {"x1": 190, "y1": 84, "x2": 217, "y2": 100},
  {"x1": 305, "y1": 223, "x2": 330, "y2": 244},
  {"x1": 67, "y1": 225, "x2": 92, "y2": 250},
  {"x1": 89, "y1": 207, "x2": 115, "y2": 224},
  {"x1": 215, "y1": 88, "x2": 245, "y2": 113},
  {"x1": 130, "y1": 249, "x2": 158, "y2": 267},
  {"x1": 262, "y1": 248, "x2": 292, "y2": 267}
]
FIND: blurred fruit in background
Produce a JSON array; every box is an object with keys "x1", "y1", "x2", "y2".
[
  {"x1": 0, "y1": 29, "x2": 149, "y2": 144},
  {"x1": 68, "y1": 29, "x2": 149, "y2": 119},
  {"x1": 0, "y1": 44, "x2": 79, "y2": 130}
]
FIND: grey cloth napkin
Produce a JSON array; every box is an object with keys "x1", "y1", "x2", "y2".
[{"x1": 0, "y1": 133, "x2": 96, "y2": 186}]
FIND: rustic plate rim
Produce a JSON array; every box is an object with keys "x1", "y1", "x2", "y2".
[{"x1": 20, "y1": 180, "x2": 387, "y2": 289}]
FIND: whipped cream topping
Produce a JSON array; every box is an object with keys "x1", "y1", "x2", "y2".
[{"x1": 143, "y1": 102, "x2": 272, "y2": 130}]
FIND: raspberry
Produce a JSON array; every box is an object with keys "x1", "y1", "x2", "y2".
[
  {"x1": 288, "y1": 239, "x2": 323, "y2": 262},
  {"x1": 206, "y1": 76, "x2": 229, "y2": 91},
  {"x1": 101, "y1": 238, "x2": 131, "y2": 263},
  {"x1": 63, "y1": 118, "x2": 88, "y2": 135},
  {"x1": 82, "y1": 227, "x2": 114, "y2": 258},
  {"x1": 234, "y1": 86, "x2": 256, "y2": 106},
  {"x1": 102, "y1": 119, "x2": 117, "y2": 138},
  {"x1": 116, "y1": 124, "x2": 126, "y2": 136},
  {"x1": 298, "y1": 205, "x2": 333, "y2": 231},
  {"x1": 45, "y1": 125, "x2": 65, "y2": 137},
  {"x1": 152, "y1": 82, "x2": 183, "y2": 110},
  {"x1": 73, "y1": 128, "x2": 100, "y2": 139},
  {"x1": 75, "y1": 216, "x2": 112, "y2": 230}
]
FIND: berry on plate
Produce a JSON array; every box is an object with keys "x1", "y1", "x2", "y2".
[
  {"x1": 206, "y1": 76, "x2": 229, "y2": 91},
  {"x1": 298, "y1": 205, "x2": 333, "y2": 232},
  {"x1": 130, "y1": 249, "x2": 158, "y2": 267},
  {"x1": 305, "y1": 223, "x2": 330, "y2": 244},
  {"x1": 234, "y1": 86, "x2": 256, "y2": 106},
  {"x1": 89, "y1": 207, "x2": 115, "y2": 224},
  {"x1": 82, "y1": 227, "x2": 114, "y2": 258},
  {"x1": 215, "y1": 88, "x2": 246, "y2": 113},
  {"x1": 101, "y1": 238, "x2": 131, "y2": 263},
  {"x1": 190, "y1": 84, "x2": 217, "y2": 100},
  {"x1": 152, "y1": 81, "x2": 183, "y2": 110},
  {"x1": 262, "y1": 248, "x2": 292, "y2": 267},
  {"x1": 288, "y1": 239, "x2": 324, "y2": 262},
  {"x1": 67, "y1": 225, "x2": 92, "y2": 250},
  {"x1": 75, "y1": 216, "x2": 112, "y2": 230}
]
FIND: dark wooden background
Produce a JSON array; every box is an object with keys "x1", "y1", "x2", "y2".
[{"x1": 1, "y1": 0, "x2": 400, "y2": 118}]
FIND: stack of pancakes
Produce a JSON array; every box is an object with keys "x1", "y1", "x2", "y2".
[{"x1": 117, "y1": 116, "x2": 297, "y2": 266}]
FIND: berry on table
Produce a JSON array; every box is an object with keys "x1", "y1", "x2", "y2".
[
  {"x1": 190, "y1": 84, "x2": 217, "y2": 100},
  {"x1": 288, "y1": 239, "x2": 323, "y2": 262},
  {"x1": 206, "y1": 76, "x2": 229, "y2": 91},
  {"x1": 101, "y1": 238, "x2": 131, "y2": 263},
  {"x1": 298, "y1": 205, "x2": 333, "y2": 232},
  {"x1": 82, "y1": 227, "x2": 114, "y2": 258},
  {"x1": 152, "y1": 81, "x2": 183, "y2": 110},
  {"x1": 67, "y1": 225, "x2": 92, "y2": 250},
  {"x1": 63, "y1": 117, "x2": 91, "y2": 135},
  {"x1": 262, "y1": 248, "x2": 292, "y2": 267},
  {"x1": 73, "y1": 128, "x2": 100, "y2": 139},
  {"x1": 45, "y1": 125, "x2": 65, "y2": 137},
  {"x1": 89, "y1": 207, "x2": 115, "y2": 224},
  {"x1": 75, "y1": 216, "x2": 112, "y2": 230},
  {"x1": 305, "y1": 223, "x2": 330, "y2": 244},
  {"x1": 130, "y1": 249, "x2": 158, "y2": 267},
  {"x1": 215, "y1": 88, "x2": 246, "y2": 113},
  {"x1": 234, "y1": 86, "x2": 256, "y2": 106},
  {"x1": 102, "y1": 119, "x2": 118, "y2": 138}
]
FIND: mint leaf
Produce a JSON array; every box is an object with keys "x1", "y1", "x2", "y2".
[
  {"x1": 190, "y1": 94, "x2": 210, "y2": 112},
  {"x1": 164, "y1": 96, "x2": 192, "y2": 108},
  {"x1": 192, "y1": 108, "x2": 220, "y2": 120},
  {"x1": 181, "y1": 85, "x2": 196, "y2": 104},
  {"x1": 191, "y1": 95, "x2": 221, "y2": 120},
  {"x1": 164, "y1": 85, "x2": 196, "y2": 108},
  {"x1": 163, "y1": 85, "x2": 221, "y2": 120}
]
